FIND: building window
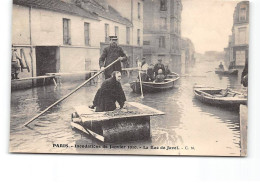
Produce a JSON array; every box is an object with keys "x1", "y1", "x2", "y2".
[
  {"x1": 159, "y1": 36, "x2": 166, "y2": 48},
  {"x1": 143, "y1": 41, "x2": 150, "y2": 45},
  {"x1": 238, "y1": 27, "x2": 246, "y2": 45},
  {"x1": 160, "y1": 17, "x2": 167, "y2": 29},
  {"x1": 115, "y1": 26, "x2": 119, "y2": 41},
  {"x1": 137, "y1": 29, "x2": 140, "y2": 45},
  {"x1": 63, "y1": 18, "x2": 71, "y2": 45},
  {"x1": 84, "y1": 22, "x2": 90, "y2": 46},
  {"x1": 126, "y1": 27, "x2": 130, "y2": 45},
  {"x1": 239, "y1": 4, "x2": 247, "y2": 21},
  {"x1": 160, "y1": 0, "x2": 167, "y2": 11},
  {"x1": 138, "y1": 2, "x2": 141, "y2": 19},
  {"x1": 236, "y1": 50, "x2": 246, "y2": 66},
  {"x1": 105, "y1": 23, "x2": 110, "y2": 42}
]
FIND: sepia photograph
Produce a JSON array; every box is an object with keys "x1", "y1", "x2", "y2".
[{"x1": 9, "y1": 0, "x2": 249, "y2": 156}]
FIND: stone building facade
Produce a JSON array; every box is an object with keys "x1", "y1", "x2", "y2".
[
  {"x1": 143, "y1": 0, "x2": 182, "y2": 72},
  {"x1": 12, "y1": 0, "x2": 144, "y2": 79},
  {"x1": 224, "y1": 1, "x2": 249, "y2": 68}
]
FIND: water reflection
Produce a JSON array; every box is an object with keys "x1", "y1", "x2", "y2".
[{"x1": 10, "y1": 60, "x2": 243, "y2": 156}]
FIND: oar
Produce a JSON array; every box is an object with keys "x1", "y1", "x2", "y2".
[
  {"x1": 138, "y1": 70, "x2": 144, "y2": 98},
  {"x1": 23, "y1": 58, "x2": 120, "y2": 127}
]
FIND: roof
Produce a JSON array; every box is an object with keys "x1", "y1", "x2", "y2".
[
  {"x1": 13, "y1": 0, "x2": 99, "y2": 20},
  {"x1": 81, "y1": 0, "x2": 132, "y2": 27}
]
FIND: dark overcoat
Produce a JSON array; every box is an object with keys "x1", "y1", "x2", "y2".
[
  {"x1": 99, "y1": 45, "x2": 126, "y2": 77},
  {"x1": 153, "y1": 63, "x2": 165, "y2": 76},
  {"x1": 93, "y1": 76, "x2": 126, "y2": 112}
]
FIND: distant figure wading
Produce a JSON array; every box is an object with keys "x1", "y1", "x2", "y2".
[{"x1": 11, "y1": 48, "x2": 21, "y2": 79}]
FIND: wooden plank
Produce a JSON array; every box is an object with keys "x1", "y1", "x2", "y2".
[
  {"x1": 21, "y1": 48, "x2": 30, "y2": 72},
  {"x1": 12, "y1": 75, "x2": 56, "y2": 81},
  {"x1": 240, "y1": 105, "x2": 248, "y2": 156},
  {"x1": 74, "y1": 102, "x2": 165, "y2": 123},
  {"x1": 127, "y1": 102, "x2": 165, "y2": 115},
  {"x1": 71, "y1": 122, "x2": 105, "y2": 142},
  {"x1": 46, "y1": 70, "x2": 98, "y2": 76},
  {"x1": 74, "y1": 105, "x2": 105, "y2": 116}
]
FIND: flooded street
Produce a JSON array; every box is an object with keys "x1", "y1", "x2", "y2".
[{"x1": 10, "y1": 60, "x2": 243, "y2": 156}]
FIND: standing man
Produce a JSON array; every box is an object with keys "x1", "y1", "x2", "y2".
[
  {"x1": 141, "y1": 57, "x2": 149, "y2": 71},
  {"x1": 228, "y1": 60, "x2": 235, "y2": 70},
  {"x1": 241, "y1": 58, "x2": 248, "y2": 87},
  {"x1": 11, "y1": 48, "x2": 21, "y2": 80},
  {"x1": 218, "y1": 62, "x2": 224, "y2": 71},
  {"x1": 99, "y1": 36, "x2": 127, "y2": 79}
]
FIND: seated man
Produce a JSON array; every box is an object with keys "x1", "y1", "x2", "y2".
[
  {"x1": 146, "y1": 64, "x2": 155, "y2": 81},
  {"x1": 154, "y1": 69, "x2": 165, "y2": 83},
  {"x1": 89, "y1": 71, "x2": 126, "y2": 112},
  {"x1": 219, "y1": 62, "x2": 224, "y2": 71},
  {"x1": 154, "y1": 59, "x2": 165, "y2": 77},
  {"x1": 165, "y1": 65, "x2": 171, "y2": 78},
  {"x1": 228, "y1": 61, "x2": 235, "y2": 70},
  {"x1": 138, "y1": 72, "x2": 150, "y2": 82}
]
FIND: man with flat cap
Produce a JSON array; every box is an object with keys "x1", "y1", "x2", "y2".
[
  {"x1": 99, "y1": 36, "x2": 127, "y2": 79},
  {"x1": 153, "y1": 58, "x2": 165, "y2": 77}
]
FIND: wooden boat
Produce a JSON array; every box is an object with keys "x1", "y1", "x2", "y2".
[
  {"x1": 71, "y1": 102, "x2": 165, "y2": 143},
  {"x1": 215, "y1": 68, "x2": 238, "y2": 75},
  {"x1": 130, "y1": 72, "x2": 180, "y2": 93},
  {"x1": 193, "y1": 86, "x2": 247, "y2": 107}
]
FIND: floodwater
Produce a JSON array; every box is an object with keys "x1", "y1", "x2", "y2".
[{"x1": 10, "y1": 60, "x2": 245, "y2": 156}]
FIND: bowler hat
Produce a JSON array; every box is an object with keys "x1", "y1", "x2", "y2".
[{"x1": 109, "y1": 36, "x2": 118, "y2": 40}]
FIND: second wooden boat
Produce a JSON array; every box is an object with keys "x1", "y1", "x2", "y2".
[
  {"x1": 215, "y1": 68, "x2": 238, "y2": 75},
  {"x1": 130, "y1": 72, "x2": 179, "y2": 93},
  {"x1": 193, "y1": 86, "x2": 247, "y2": 108}
]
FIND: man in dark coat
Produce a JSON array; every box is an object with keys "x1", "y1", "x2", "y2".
[
  {"x1": 241, "y1": 58, "x2": 248, "y2": 87},
  {"x1": 99, "y1": 36, "x2": 127, "y2": 79},
  {"x1": 89, "y1": 71, "x2": 126, "y2": 112},
  {"x1": 147, "y1": 64, "x2": 155, "y2": 81},
  {"x1": 165, "y1": 65, "x2": 171, "y2": 78},
  {"x1": 219, "y1": 62, "x2": 224, "y2": 71},
  {"x1": 153, "y1": 59, "x2": 165, "y2": 77}
]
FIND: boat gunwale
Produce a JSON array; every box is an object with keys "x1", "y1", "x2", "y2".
[
  {"x1": 130, "y1": 72, "x2": 180, "y2": 85},
  {"x1": 193, "y1": 88, "x2": 247, "y2": 103}
]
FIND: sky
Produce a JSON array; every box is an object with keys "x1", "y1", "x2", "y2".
[{"x1": 181, "y1": 0, "x2": 239, "y2": 54}]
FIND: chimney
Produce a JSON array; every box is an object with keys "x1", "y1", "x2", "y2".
[
  {"x1": 97, "y1": 0, "x2": 109, "y2": 11},
  {"x1": 74, "y1": 0, "x2": 85, "y2": 8}
]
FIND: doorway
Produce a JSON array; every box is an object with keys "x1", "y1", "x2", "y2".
[{"x1": 36, "y1": 46, "x2": 60, "y2": 76}]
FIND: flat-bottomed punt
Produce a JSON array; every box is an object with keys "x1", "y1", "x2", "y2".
[
  {"x1": 215, "y1": 68, "x2": 238, "y2": 75},
  {"x1": 71, "y1": 102, "x2": 165, "y2": 143},
  {"x1": 193, "y1": 86, "x2": 247, "y2": 108},
  {"x1": 130, "y1": 72, "x2": 179, "y2": 93}
]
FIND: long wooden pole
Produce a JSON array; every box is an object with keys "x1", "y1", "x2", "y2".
[
  {"x1": 23, "y1": 58, "x2": 120, "y2": 127},
  {"x1": 138, "y1": 70, "x2": 144, "y2": 98}
]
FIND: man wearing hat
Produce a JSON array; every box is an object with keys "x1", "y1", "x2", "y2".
[
  {"x1": 141, "y1": 57, "x2": 149, "y2": 71},
  {"x1": 11, "y1": 48, "x2": 21, "y2": 79},
  {"x1": 99, "y1": 36, "x2": 127, "y2": 79},
  {"x1": 153, "y1": 58, "x2": 165, "y2": 77}
]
